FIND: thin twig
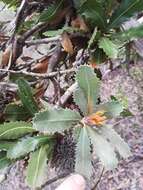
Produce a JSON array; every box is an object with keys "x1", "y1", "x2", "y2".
[
  {"x1": 9, "y1": 0, "x2": 28, "y2": 44},
  {"x1": 0, "y1": 82, "x2": 18, "y2": 92},
  {"x1": 14, "y1": 0, "x2": 28, "y2": 32},
  {"x1": 91, "y1": 167, "x2": 104, "y2": 190},
  {"x1": 25, "y1": 36, "x2": 61, "y2": 46},
  {"x1": 60, "y1": 82, "x2": 78, "y2": 106},
  {"x1": 0, "y1": 68, "x2": 76, "y2": 78},
  {"x1": 20, "y1": 22, "x2": 49, "y2": 42},
  {"x1": 0, "y1": 4, "x2": 6, "y2": 12},
  {"x1": 48, "y1": 44, "x2": 62, "y2": 73}
]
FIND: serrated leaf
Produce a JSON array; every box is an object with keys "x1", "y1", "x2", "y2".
[
  {"x1": 61, "y1": 32, "x2": 74, "y2": 54},
  {"x1": 73, "y1": 87, "x2": 87, "y2": 116},
  {"x1": 119, "y1": 24, "x2": 143, "y2": 41},
  {"x1": 99, "y1": 37, "x2": 119, "y2": 59},
  {"x1": 97, "y1": 101, "x2": 124, "y2": 118},
  {"x1": 5, "y1": 104, "x2": 30, "y2": 121},
  {"x1": 88, "y1": 27, "x2": 97, "y2": 49},
  {"x1": 7, "y1": 136, "x2": 52, "y2": 159},
  {"x1": 75, "y1": 127, "x2": 92, "y2": 179},
  {"x1": 109, "y1": 0, "x2": 143, "y2": 29},
  {"x1": 87, "y1": 126, "x2": 118, "y2": 170},
  {"x1": 33, "y1": 108, "x2": 81, "y2": 134},
  {"x1": 0, "y1": 122, "x2": 34, "y2": 140},
  {"x1": 0, "y1": 151, "x2": 12, "y2": 169},
  {"x1": 26, "y1": 145, "x2": 49, "y2": 188},
  {"x1": 0, "y1": 141, "x2": 16, "y2": 151},
  {"x1": 17, "y1": 78, "x2": 38, "y2": 116},
  {"x1": 100, "y1": 125, "x2": 131, "y2": 158},
  {"x1": 76, "y1": 66, "x2": 100, "y2": 114}
]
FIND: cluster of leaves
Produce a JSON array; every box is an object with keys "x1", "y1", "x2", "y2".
[
  {"x1": 1, "y1": 0, "x2": 140, "y2": 188},
  {"x1": 74, "y1": 0, "x2": 143, "y2": 63},
  {"x1": 41, "y1": 0, "x2": 143, "y2": 64},
  {"x1": 0, "y1": 66, "x2": 131, "y2": 188},
  {"x1": 1, "y1": 0, "x2": 18, "y2": 8},
  {"x1": 3, "y1": 0, "x2": 143, "y2": 63}
]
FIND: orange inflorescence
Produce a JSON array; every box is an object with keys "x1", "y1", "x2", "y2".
[{"x1": 86, "y1": 111, "x2": 107, "y2": 126}]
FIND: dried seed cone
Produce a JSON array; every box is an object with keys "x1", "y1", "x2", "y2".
[{"x1": 51, "y1": 130, "x2": 76, "y2": 174}]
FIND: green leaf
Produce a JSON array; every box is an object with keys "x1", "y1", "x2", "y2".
[
  {"x1": 0, "y1": 151, "x2": 12, "y2": 169},
  {"x1": 0, "y1": 141, "x2": 16, "y2": 151},
  {"x1": 1, "y1": 0, "x2": 18, "y2": 8},
  {"x1": 39, "y1": 0, "x2": 64, "y2": 22},
  {"x1": 17, "y1": 78, "x2": 38, "y2": 116},
  {"x1": 33, "y1": 108, "x2": 81, "y2": 134},
  {"x1": 97, "y1": 101, "x2": 124, "y2": 118},
  {"x1": 26, "y1": 145, "x2": 49, "y2": 188},
  {"x1": 104, "y1": 0, "x2": 119, "y2": 16},
  {"x1": 44, "y1": 27, "x2": 76, "y2": 37},
  {"x1": 87, "y1": 126, "x2": 118, "y2": 170},
  {"x1": 75, "y1": 127, "x2": 92, "y2": 179},
  {"x1": 73, "y1": 0, "x2": 87, "y2": 9},
  {"x1": 121, "y1": 109, "x2": 133, "y2": 117},
  {"x1": 80, "y1": 0, "x2": 107, "y2": 30},
  {"x1": 5, "y1": 104, "x2": 30, "y2": 121},
  {"x1": 118, "y1": 25, "x2": 143, "y2": 41},
  {"x1": 99, "y1": 37, "x2": 119, "y2": 59},
  {"x1": 88, "y1": 27, "x2": 97, "y2": 49},
  {"x1": 76, "y1": 66, "x2": 100, "y2": 114},
  {"x1": 7, "y1": 136, "x2": 52, "y2": 159},
  {"x1": 91, "y1": 48, "x2": 107, "y2": 65},
  {"x1": 100, "y1": 125, "x2": 131, "y2": 158},
  {"x1": 73, "y1": 87, "x2": 87, "y2": 116},
  {"x1": 109, "y1": 0, "x2": 143, "y2": 29},
  {"x1": 0, "y1": 122, "x2": 34, "y2": 140}
]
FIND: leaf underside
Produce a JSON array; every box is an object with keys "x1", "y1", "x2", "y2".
[
  {"x1": 87, "y1": 126, "x2": 118, "y2": 170},
  {"x1": 0, "y1": 141, "x2": 16, "y2": 151},
  {"x1": 100, "y1": 125, "x2": 131, "y2": 158},
  {"x1": 75, "y1": 127, "x2": 92, "y2": 179}
]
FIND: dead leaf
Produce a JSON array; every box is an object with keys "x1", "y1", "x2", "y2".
[
  {"x1": 35, "y1": 86, "x2": 46, "y2": 99},
  {"x1": 1, "y1": 46, "x2": 12, "y2": 68},
  {"x1": 35, "y1": 81, "x2": 48, "y2": 99},
  {"x1": 89, "y1": 60, "x2": 97, "y2": 68},
  {"x1": 61, "y1": 32, "x2": 74, "y2": 55},
  {"x1": 71, "y1": 16, "x2": 88, "y2": 32},
  {"x1": 32, "y1": 57, "x2": 49, "y2": 73},
  {"x1": 0, "y1": 34, "x2": 9, "y2": 43}
]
